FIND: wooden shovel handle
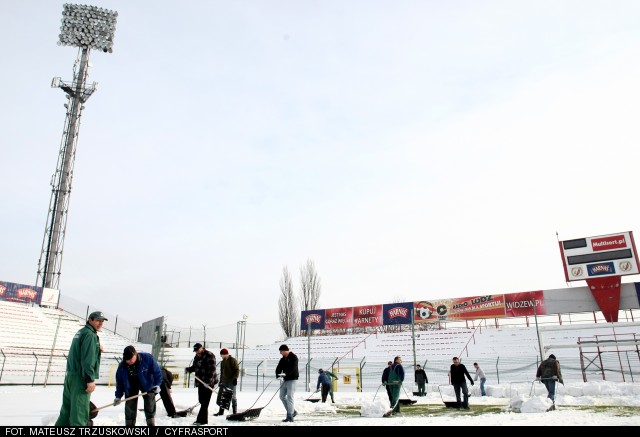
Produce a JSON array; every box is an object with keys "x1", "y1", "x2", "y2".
[
  {"x1": 91, "y1": 391, "x2": 149, "y2": 413},
  {"x1": 194, "y1": 375, "x2": 218, "y2": 393}
]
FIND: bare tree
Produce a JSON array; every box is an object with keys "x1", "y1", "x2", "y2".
[
  {"x1": 278, "y1": 266, "x2": 298, "y2": 338},
  {"x1": 299, "y1": 258, "x2": 321, "y2": 311}
]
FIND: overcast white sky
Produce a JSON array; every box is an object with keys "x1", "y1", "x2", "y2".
[{"x1": 2, "y1": 1, "x2": 640, "y2": 335}]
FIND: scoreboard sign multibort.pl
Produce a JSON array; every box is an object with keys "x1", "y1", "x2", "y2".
[{"x1": 559, "y1": 231, "x2": 640, "y2": 282}]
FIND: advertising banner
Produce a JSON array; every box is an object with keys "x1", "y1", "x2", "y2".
[
  {"x1": 325, "y1": 307, "x2": 354, "y2": 329},
  {"x1": 504, "y1": 290, "x2": 546, "y2": 317},
  {"x1": 0, "y1": 280, "x2": 43, "y2": 305},
  {"x1": 382, "y1": 302, "x2": 413, "y2": 325},
  {"x1": 352, "y1": 304, "x2": 383, "y2": 327},
  {"x1": 300, "y1": 310, "x2": 325, "y2": 331},
  {"x1": 414, "y1": 299, "x2": 450, "y2": 324},
  {"x1": 442, "y1": 294, "x2": 506, "y2": 320},
  {"x1": 40, "y1": 288, "x2": 60, "y2": 307}
]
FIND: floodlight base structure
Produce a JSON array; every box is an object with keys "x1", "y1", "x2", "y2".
[
  {"x1": 236, "y1": 320, "x2": 247, "y2": 390},
  {"x1": 586, "y1": 276, "x2": 621, "y2": 323},
  {"x1": 36, "y1": 47, "x2": 96, "y2": 290}
]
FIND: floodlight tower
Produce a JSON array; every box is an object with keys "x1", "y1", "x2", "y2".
[{"x1": 36, "y1": 4, "x2": 117, "y2": 290}]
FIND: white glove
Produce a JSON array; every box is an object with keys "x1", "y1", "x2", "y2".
[
  {"x1": 278, "y1": 372, "x2": 286, "y2": 379},
  {"x1": 113, "y1": 398, "x2": 122, "y2": 406},
  {"x1": 151, "y1": 386, "x2": 161, "y2": 394},
  {"x1": 552, "y1": 376, "x2": 558, "y2": 380}
]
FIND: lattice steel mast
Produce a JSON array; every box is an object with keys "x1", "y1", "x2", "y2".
[{"x1": 36, "y1": 4, "x2": 117, "y2": 289}]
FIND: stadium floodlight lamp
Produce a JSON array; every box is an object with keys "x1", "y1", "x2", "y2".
[{"x1": 57, "y1": 3, "x2": 117, "y2": 53}]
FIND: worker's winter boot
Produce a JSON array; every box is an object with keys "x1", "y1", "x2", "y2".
[
  {"x1": 214, "y1": 408, "x2": 225, "y2": 416},
  {"x1": 125, "y1": 419, "x2": 136, "y2": 427},
  {"x1": 146, "y1": 418, "x2": 155, "y2": 427}
]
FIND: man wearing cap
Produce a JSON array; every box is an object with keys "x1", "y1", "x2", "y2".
[
  {"x1": 114, "y1": 346, "x2": 163, "y2": 426},
  {"x1": 55, "y1": 311, "x2": 107, "y2": 426},
  {"x1": 381, "y1": 361, "x2": 393, "y2": 407},
  {"x1": 214, "y1": 348, "x2": 240, "y2": 416},
  {"x1": 185, "y1": 343, "x2": 218, "y2": 425},
  {"x1": 536, "y1": 354, "x2": 563, "y2": 403},
  {"x1": 275, "y1": 344, "x2": 299, "y2": 422}
]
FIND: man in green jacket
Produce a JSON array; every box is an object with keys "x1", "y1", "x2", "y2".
[
  {"x1": 55, "y1": 311, "x2": 107, "y2": 426},
  {"x1": 214, "y1": 348, "x2": 240, "y2": 416}
]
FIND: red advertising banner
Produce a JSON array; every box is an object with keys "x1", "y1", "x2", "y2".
[
  {"x1": 352, "y1": 304, "x2": 383, "y2": 327},
  {"x1": 324, "y1": 307, "x2": 354, "y2": 329},
  {"x1": 446, "y1": 294, "x2": 506, "y2": 320},
  {"x1": 414, "y1": 300, "x2": 449, "y2": 324},
  {"x1": 504, "y1": 290, "x2": 546, "y2": 317}
]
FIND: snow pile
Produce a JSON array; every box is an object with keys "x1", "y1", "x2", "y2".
[{"x1": 360, "y1": 398, "x2": 390, "y2": 417}]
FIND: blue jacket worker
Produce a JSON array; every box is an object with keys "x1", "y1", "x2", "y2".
[
  {"x1": 114, "y1": 346, "x2": 163, "y2": 426},
  {"x1": 316, "y1": 369, "x2": 332, "y2": 403}
]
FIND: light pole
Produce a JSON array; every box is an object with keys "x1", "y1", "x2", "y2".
[
  {"x1": 202, "y1": 324, "x2": 207, "y2": 349},
  {"x1": 37, "y1": 4, "x2": 117, "y2": 290},
  {"x1": 411, "y1": 308, "x2": 417, "y2": 371},
  {"x1": 307, "y1": 321, "x2": 313, "y2": 391},
  {"x1": 532, "y1": 296, "x2": 544, "y2": 362},
  {"x1": 236, "y1": 315, "x2": 248, "y2": 390}
]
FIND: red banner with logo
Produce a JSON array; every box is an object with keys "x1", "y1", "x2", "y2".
[
  {"x1": 325, "y1": 307, "x2": 354, "y2": 329},
  {"x1": 504, "y1": 290, "x2": 546, "y2": 317},
  {"x1": 352, "y1": 304, "x2": 383, "y2": 327}
]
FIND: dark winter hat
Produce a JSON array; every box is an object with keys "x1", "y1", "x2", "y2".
[
  {"x1": 279, "y1": 344, "x2": 289, "y2": 351},
  {"x1": 549, "y1": 354, "x2": 556, "y2": 360},
  {"x1": 220, "y1": 348, "x2": 229, "y2": 356},
  {"x1": 193, "y1": 343, "x2": 203, "y2": 352},
  {"x1": 318, "y1": 368, "x2": 323, "y2": 373},
  {"x1": 387, "y1": 361, "x2": 393, "y2": 365},
  {"x1": 88, "y1": 311, "x2": 108, "y2": 321},
  {"x1": 123, "y1": 346, "x2": 136, "y2": 361}
]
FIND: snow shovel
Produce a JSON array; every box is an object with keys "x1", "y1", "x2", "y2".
[
  {"x1": 381, "y1": 382, "x2": 404, "y2": 417},
  {"x1": 90, "y1": 392, "x2": 149, "y2": 416},
  {"x1": 216, "y1": 386, "x2": 233, "y2": 410},
  {"x1": 194, "y1": 375, "x2": 237, "y2": 413},
  {"x1": 227, "y1": 377, "x2": 282, "y2": 422},
  {"x1": 194, "y1": 375, "x2": 219, "y2": 394},
  {"x1": 437, "y1": 384, "x2": 460, "y2": 408},
  {"x1": 305, "y1": 389, "x2": 321, "y2": 403},
  {"x1": 398, "y1": 383, "x2": 418, "y2": 405},
  {"x1": 174, "y1": 402, "x2": 200, "y2": 417}
]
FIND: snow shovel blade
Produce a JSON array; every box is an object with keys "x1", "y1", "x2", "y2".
[
  {"x1": 382, "y1": 409, "x2": 395, "y2": 417},
  {"x1": 444, "y1": 401, "x2": 459, "y2": 408},
  {"x1": 89, "y1": 402, "x2": 98, "y2": 420},
  {"x1": 304, "y1": 389, "x2": 321, "y2": 402},
  {"x1": 399, "y1": 399, "x2": 417, "y2": 405},
  {"x1": 226, "y1": 407, "x2": 263, "y2": 421},
  {"x1": 174, "y1": 402, "x2": 199, "y2": 417}
]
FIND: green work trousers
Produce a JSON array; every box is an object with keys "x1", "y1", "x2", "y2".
[
  {"x1": 55, "y1": 374, "x2": 91, "y2": 426},
  {"x1": 390, "y1": 383, "x2": 401, "y2": 412}
]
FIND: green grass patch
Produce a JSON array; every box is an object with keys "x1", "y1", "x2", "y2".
[{"x1": 333, "y1": 404, "x2": 640, "y2": 417}]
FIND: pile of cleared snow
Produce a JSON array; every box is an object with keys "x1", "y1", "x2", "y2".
[{"x1": 360, "y1": 398, "x2": 391, "y2": 417}]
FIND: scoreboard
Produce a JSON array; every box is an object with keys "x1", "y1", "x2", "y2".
[{"x1": 559, "y1": 231, "x2": 640, "y2": 282}]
